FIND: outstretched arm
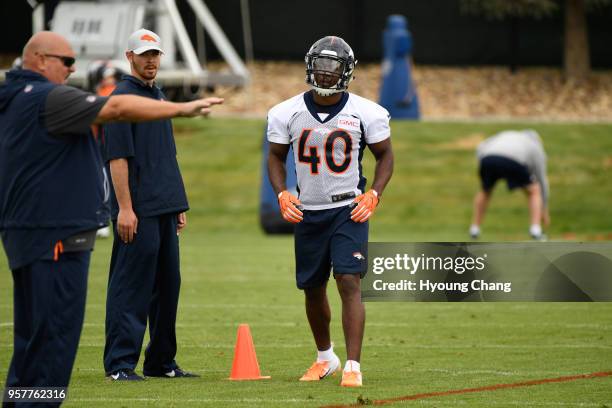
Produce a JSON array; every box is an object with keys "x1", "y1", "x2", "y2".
[{"x1": 95, "y1": 96, "x2": 224, "y2": 124}]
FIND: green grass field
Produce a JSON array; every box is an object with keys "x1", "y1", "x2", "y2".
[{"x1": 1, "y1": 119, "x2": 611, "y2": 407}]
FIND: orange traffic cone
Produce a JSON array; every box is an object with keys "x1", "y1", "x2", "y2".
[{"x1": 229, "y1": 324, "x2": 271, "y2": 380}]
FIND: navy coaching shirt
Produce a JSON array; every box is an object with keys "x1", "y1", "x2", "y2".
[
  {"x1": 103, "y1": 75, "x2": 188, "y2": 219},
  {"x1": 0, "y1": 69, "x2": 110, "y2": 269}
]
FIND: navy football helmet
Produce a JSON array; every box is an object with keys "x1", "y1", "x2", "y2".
[
  {"x1": 305, "y1": 36, "x2": 356, "y2": 96},
  {"x1": 86, "y1": 60, "x2": 125, "y2": 93}
]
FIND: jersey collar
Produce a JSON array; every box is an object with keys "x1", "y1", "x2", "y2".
[{"x1": 303, "y1": 91, "x2": 349, "y2": 124}]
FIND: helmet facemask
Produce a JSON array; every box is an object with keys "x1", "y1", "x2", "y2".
[{"x1": 305, "y1": 37, "x2": 356, "y2": 97}]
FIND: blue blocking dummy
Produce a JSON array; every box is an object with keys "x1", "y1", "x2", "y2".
[{"x1": 379, "y1": 15, "x2": 420, "y2": 119}]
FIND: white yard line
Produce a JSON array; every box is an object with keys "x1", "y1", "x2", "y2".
[
  {"x1": 1, "y1": 321, "x2": 610, "y2": 330},
  {"x1": 71, "y1": 367, "x2": 601, "y2": 378},
  {"x1": 2, "y1": 343, "x2": 609, "y2": 349}
]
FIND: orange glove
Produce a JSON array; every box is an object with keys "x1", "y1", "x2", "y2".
[
  {"x1": 351, "y1": 189, "x2": 379, "y2": 222},
  {"x1": 278, "y1": 190, "x2": 303, "y2": 223}
]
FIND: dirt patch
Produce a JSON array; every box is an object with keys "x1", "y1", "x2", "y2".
[
  {"x1": 436, "y1": 133, "x2": 486, "y2": 150},
  {"x1": 204, "y1": 62, "x2": 612, "y2": 120},
  {"x1": 4, "y1": 57, "x2": 611, "y2": 120},
  {"x1": 589, "y1": 233, "x2": 612, "y2": 241}
]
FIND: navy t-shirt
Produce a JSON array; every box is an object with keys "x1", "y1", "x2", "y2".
[{"x1": 103, "y1": 75, "x2": 188, "y2": 219}]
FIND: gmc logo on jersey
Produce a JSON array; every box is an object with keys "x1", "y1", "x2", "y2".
[{"x1": 338, "y1": 119, "x2": 359, "y2": 128}]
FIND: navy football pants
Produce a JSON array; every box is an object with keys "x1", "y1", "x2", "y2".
[
  {"x1": 103, "y1": 213, "x2": 180, "y2": 375},
  {"x1": 3, "y1": 252, "x2": 90, "y2": 408}
]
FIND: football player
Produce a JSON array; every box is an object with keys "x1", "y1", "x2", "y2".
[
  {"x1": 267, "y1": 36, "x2": 394, "y2": 387},
  {"x1": 470, "y1": 129, "x2": 550, "y2": 240}
]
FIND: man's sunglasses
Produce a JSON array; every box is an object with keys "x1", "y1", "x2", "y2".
[{"x1": 44, "y1": 54, "x2": 76, "y2": 68}]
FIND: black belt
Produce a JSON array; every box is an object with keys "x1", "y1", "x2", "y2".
[{"x1": 42, "y1": 229, "x2": 98, "y2": 261}]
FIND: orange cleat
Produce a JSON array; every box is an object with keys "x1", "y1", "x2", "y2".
[
  {"x1": 299, "y1": 356, "x2": 340, "y2": 381},
  {"x1": 340, "y1": 370, "x2": 363, "y2": 387}
]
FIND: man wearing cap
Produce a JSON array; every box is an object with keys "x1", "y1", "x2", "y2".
[
  {"x1": 102, "y1": 29, "x2": 200, "y2": 380},
  {"x1": 0, "y1": 31, "x2": 221, "y2": 398}
]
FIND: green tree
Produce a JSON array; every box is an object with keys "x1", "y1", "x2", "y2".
[{"x1": 461, "y1": 0, "x2": 612, "y2": 81}]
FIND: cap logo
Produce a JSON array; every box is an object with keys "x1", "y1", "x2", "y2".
[{"x1": 140, "y1": 34, "x2": 157, "y2": 43}]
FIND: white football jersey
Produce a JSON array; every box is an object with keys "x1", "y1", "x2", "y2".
[{"x1": 267, "y1": 92, "x2": 390, "y2": 210}]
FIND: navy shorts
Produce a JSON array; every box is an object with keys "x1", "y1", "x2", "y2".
[
  {"x1": 479, "y1": 155, "x2": 533, "y2": 192},
  {"x1": 294, "y1": 205, "x2": 368, "y2": 289}
]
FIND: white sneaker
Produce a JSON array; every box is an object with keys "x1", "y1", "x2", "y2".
[
  {"x1": 97, "y1": 226, "x2": 110, "y2": 238},
  {"x1": 531, "y1": 233, "x2": 548, "y2": 242},
  {"x1": 469, "y1": 225, "x2": 480, "y2": 240}
]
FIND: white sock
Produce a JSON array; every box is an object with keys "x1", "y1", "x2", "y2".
[
  {"x1": 469, "y1": 225, "x2": 480, "y2": 236},
  {"x1": 317, "y1": 345, "x2": 336, "y2": 362},
  {"x1": 530, "y1": 224, "x2": 542, "y2": 237},
  {"x1": 344, "y1": 360, "x2": 360, "y2": 372}
]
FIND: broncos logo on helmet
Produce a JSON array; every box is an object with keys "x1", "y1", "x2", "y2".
[{"x1": 305, "y1": 36, "x2": 357, "y2": 97}]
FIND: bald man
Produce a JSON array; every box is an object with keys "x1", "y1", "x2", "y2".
[{"x1": 0, "y1": 31, "x2": 222, "y2": 401}]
